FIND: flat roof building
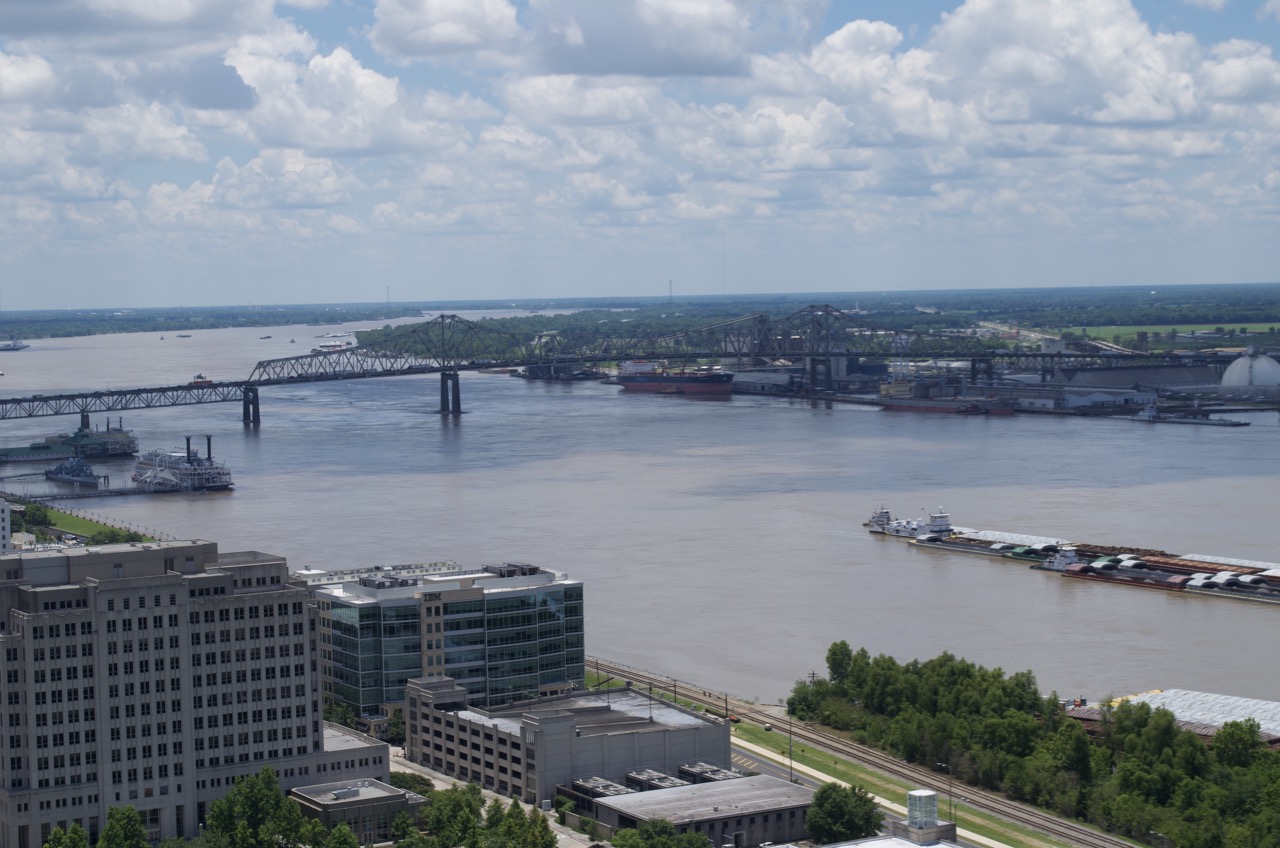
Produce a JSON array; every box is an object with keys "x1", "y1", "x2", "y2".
[
  {"x1": 589, "y1": 774, "x2": 814, "y2": 847},
  {"x1": 0, "y1": 540, "x2": 387, "y2": 848},
  {"x1": 406, "y1": 681, "x2": 730, "y2": 806},
  {"x1": 290, "y1": 777, "x2": 425, "y2": 843}
]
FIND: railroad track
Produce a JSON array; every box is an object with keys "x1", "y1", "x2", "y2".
[{"x1": 591, "y1": 657, "x2": 1131, "y2": 848}]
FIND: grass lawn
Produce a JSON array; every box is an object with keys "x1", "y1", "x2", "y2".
[
  {"x1": 732, "y1": 723, "x2": 1078, "y2": 848},
  {"x1": 17, "y1": 504, "x2": 154, "y2": 542}
]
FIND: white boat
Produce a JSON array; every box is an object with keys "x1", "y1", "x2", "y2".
[
  {"x1": 0, "y1": 340, "x2": 30, "y2": 351},
  {"x1": 865, "y1": 506, "x2": 958, "y2": 539},
  {"x1": 311, "y1": 341, "x2": 354, "y2": 354},
  {"x1": 132, "y1": 436, "x2": 233, "y2": 491}
]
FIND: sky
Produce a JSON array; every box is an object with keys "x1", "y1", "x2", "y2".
[{"x1": 3, "y1": 0, "x2": 1280, "y2": 309}]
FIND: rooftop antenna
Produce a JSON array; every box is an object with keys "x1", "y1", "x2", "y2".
[{"x1": 668, "y1": 279, "x2": 673, "y2": 303}]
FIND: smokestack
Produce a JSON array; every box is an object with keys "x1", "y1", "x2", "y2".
[
  {"x1": 206, "y1": 435, "x2": 212, "y2": 460},
  {"x1": 185, "y1": 436, "x2": 192, "y2": 464}
]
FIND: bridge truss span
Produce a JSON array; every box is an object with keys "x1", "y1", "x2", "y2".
[
  {"x1": 0, "y1": 384, "x2": 249, "y2": 421},
  {"x1": 247, "y1": 348, "x2": 440, "y2": 384}
]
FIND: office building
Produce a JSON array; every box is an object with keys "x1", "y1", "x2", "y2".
[
  {"x1": 309, "y1": 562, "x2": 584, "y2": 734},
  {"x1": 0, "y1": 540, "x2": 387, "y2": 848}
]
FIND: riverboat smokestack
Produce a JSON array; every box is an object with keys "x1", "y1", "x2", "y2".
[
  {"x1": 185, "y1": 436, "x2": 192, "y2": 464},
  {"x1": 206, "y1": 435, "x2": 212, "y2": 460}
]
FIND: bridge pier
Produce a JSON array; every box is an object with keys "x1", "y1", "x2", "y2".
[
  {"x1": 241, "y1": 386, "x2": 260, "y2": 426},
  {"x1": 438, "y1": 372, "x2": 461, "y2": 415}
]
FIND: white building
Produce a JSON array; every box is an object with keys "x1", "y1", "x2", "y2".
[{"x1": 0, "y1": 540, "x2": 388, "y2": 848}]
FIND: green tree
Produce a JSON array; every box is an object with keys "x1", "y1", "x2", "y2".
[
  {"x1": 806, "y1": 783, "x2": 884, "y2": 843},
  {"x1": 525, "y1": 808, "x2": 557, "y2": 848},
  {"x1": 43, "y1": 824, "x2": 89, "y2": 848},
  {"x1": 206, "y1": 767, "x2": 303, "y2": 848},
  {"x1": 390, "y1": 811, "x2": 419, "y2": 842},
  {"x1": 323, "y1": 823, "x2": 359, "y2": 848},
  {"x1": 99, "y1": 807, "x2": 149, "y2": 848},
  {"x1": 1213, "y1": 719, "x2": 1261, "y2": 769},
  {"x1": 423, "y1": 785, "x2": 482, "y2": 848},
  {"x1": 389, "y1": 772, "x2": 436, "y2": 798},
  {"x1": 323, "y1": 700, "x2": 358, "y2": 728},
  {"x1": 610, "y1": 819, "x2": 707, "y2": 848},
  {"x1": 826, "y1": 640, "x2": 854, "y2": 686},
  {"x1": 386, "y1": 710, "x2": 406, "y2": 745}
]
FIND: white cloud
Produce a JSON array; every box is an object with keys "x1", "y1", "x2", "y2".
[
  {"x1": 504, "y1": 75, "x2": 660, "y2": 124},
  {"x1": 1263, "y1": 0, "x2": 1280, "y2": 21},
  {"x1": 371, "y1": 0, "x2": 520, "y2": 57},
  {"x1": 215, "y1": 149, "x2": 360, "y2": 208},
  {"x1": 10, "y1": 0, "x2": 1280, "y2": 306},
  {"x1": 228, "y1": 34, "x2": 460, "y2": 153},
  {"x1": 0, "y1": 52, "x2": 56, "y2": 101},
  {"x1": 1182, "y1": 0, "x2": 1227, "y2": 8}
]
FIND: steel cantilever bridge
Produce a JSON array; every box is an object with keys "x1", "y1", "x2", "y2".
[{"x1": 0, "y1": 308, "x2": 1203, "y2": 424}]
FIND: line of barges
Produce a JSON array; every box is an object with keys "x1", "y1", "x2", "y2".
[{"x1": 867, "y1": 506, "x2": 1280, "y2": 605}]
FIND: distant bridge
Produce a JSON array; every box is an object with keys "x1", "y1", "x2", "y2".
[{"x1": 0, "y1": 310, "x2": 1215, "y2": 424}]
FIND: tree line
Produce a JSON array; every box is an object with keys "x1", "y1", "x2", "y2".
[
  {"x1": 788, "y1": 644, "x2": 1279, "y2": 848},
  {"x1": 54, "y1": 768, "x2": 556, "y2": 848}
]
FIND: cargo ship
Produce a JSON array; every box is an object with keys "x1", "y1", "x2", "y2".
[
  {"x1": 868, "y1": 506, "x2": 1280, "y2": 605},
  {"x1": 132, "y1": 436, "x2": 233, "y2": 492},
  {"x1": 615, "y1": 361, "x2": 733, "y2": 395}
]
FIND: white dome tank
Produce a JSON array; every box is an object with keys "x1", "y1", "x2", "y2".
[{"x1": 1221, "y1": 352, "x2": 1280, "y2": 387}]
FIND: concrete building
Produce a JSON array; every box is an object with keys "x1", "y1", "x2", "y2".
[
  {"x1": 0, "y1": 540, "x2": 387, "y2": 848},
  {"x1": 405, "y1": 682, "x2": 731, "y2": 806},
  {"x1": 309, "y1": 562, "x2": 584, "y2": 734},
  {"x1": 289, "y1": 778, "x2": 425, "y2": 843},
  {"x1": 589, "y1": 774, "x2": 813, "y2": 847}
]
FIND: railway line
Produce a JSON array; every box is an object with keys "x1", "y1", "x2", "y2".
[{"x1": 590, "y1": 658, "x2": 1132, "y2": 848}]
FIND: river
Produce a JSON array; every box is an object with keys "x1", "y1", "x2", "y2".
[{"x1": 2, "y1": 320, "x2": 1277, "y2": 707}]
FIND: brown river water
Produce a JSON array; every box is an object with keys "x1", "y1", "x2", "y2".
[{"x1": 2, "y1": 321, "x2": 1278, "y2": 706}]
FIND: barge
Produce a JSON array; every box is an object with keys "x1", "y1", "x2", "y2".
[{"x1": 868, "y1": 506, "x2": 1280, "y2": 605}]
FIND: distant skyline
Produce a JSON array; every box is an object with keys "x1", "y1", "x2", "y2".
[{"x1": 3, "y1": 1, "x2": 1280, "y2": 310}]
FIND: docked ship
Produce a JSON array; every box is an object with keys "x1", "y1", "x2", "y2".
[
  {"x1": 615, "y1": 361, "x2": 733, "y2": 395},
  {"x1": 312, "y1": 341, "x2": 354, "y2": 353},
  {"x1": 132, "y1": 436, "x2": 233, "y2": 492},
  {"x1": 44, "y1": 457, "x2": 105, "y2": 488},
  {"x1": 44, "y1": 417, "x2": 139, "y2": 458}
]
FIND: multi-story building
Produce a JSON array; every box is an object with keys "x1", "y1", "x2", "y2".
[
  {"x1": 309, "y1": 562, "x2": 584, "y2": 733},
  {"x1": 404, "y1": 681, "x2": 732, "y2": 806},
  {"x1": 0, "y1": 540, "x2": 387, "y2": 848}
]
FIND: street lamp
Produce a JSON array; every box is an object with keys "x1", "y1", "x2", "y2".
[
  {"x1": 788, "y1": 711, "x2": 794, "y2": 783},
  {"x1": 935, "y1": 762, "x2": 953, "y2": 821}
]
